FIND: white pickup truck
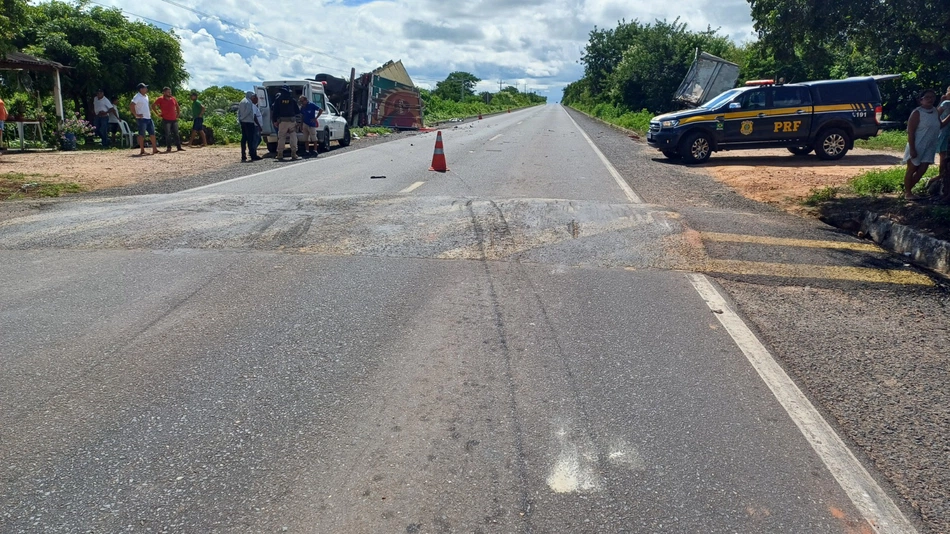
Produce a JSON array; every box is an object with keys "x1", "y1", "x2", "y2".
[{"x1": 254, "y1": 80, "x2": 352, "y2": 155}]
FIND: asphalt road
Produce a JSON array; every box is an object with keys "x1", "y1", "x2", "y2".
[{"x1": 0, "y1": 105, "x2": 938, "y2": 533}]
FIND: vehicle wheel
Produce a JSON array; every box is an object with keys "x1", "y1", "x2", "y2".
[
  {"x1": 679, "y1": 131, "x2": 712, "y2": 164},
  {"x1": 320, "y1": 129, "x2": 331, "y2": 152},
  {"x1": 661, "y1": 150, "x2": 680, "y2": 159},
  {"x1": 815, "y1": 128, "x2": 850, "y2": 160},
  {"x1": 266, "y1": 142, "x2": 277, "y2": 154},
  {"x1": 788, "y1": 146, "x2": 813, "y2": 156},
  {"x1": 339, "y1": 126, "x2": 351, "y2": 147}
]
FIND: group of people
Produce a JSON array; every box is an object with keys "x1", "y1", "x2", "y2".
[
  {"x1": 236, "y1": 84, "x2": 322, "y2": 162},
  {"x1": 91, "y1": 83, "x2": 208, "y2": 156},
  {"x1": 903, "y1": 87, "x2": 950, "y2": 202}
]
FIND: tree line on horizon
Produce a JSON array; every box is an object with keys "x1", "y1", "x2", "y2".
[{"x1": 563, "y1": 1, "x2": 949, "y2": 123}]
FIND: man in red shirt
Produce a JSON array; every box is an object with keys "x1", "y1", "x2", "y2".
[{"x1": 152, "y1": 87, "x2": 184, "y2": 152}]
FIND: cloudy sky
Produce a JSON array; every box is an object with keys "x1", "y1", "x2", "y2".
[{"x1": 92, "y1": 0, "x2": 756, "y2": 102}]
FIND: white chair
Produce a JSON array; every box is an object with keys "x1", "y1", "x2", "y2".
[{"x1": 118, "y1": 120, "x2": 134, "y2": 148}]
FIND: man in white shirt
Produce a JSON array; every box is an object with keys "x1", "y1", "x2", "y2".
[
  {"x1": 129, "y1": 82, "x2": 158, "y2": 155},
  {"x1": 93, "y1": 89, "x2": 113, "y2": 147}
]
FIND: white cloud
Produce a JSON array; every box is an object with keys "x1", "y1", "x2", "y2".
[{"x1": 97, "y1": 0, "x2": 754, "y2": 102}]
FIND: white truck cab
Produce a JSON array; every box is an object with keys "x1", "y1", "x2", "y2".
[{"x1": 255, "y1": 80, "x2": 352, "y2": 155}]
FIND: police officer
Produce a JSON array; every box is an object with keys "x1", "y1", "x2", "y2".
[{"x1": 271, "y1": 85, "x2": 300, "y2": 161}]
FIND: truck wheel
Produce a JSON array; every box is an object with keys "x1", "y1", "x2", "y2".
[
  {"x1": 815, "y1": 129, "x2": 850, "y2": 160},
  {"x1": 661, "y1": 150, "x2": 680, "y2": 160},
  {"x1": 339, "y1": 126, "x2": 351, "y2": 147},
  {"x1": 679, "y1": 132, "x2": 712, "y2": 164},
  {"x1": 320, "y1": 129, "x2": 332, "y2": 152},
  {"x1": 266, "y1": 142, "x2": 277, "y2": 154},
  {"x1": 788, "y1": 146, "x2": 813, "y2": 156}
]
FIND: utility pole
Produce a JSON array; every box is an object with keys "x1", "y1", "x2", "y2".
[{"x1": 498, "y1": 80, "x2": 503, "y2": 91}]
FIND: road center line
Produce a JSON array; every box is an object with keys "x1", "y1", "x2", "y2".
[
  {"x1": 400, "y1": 181, "x2": 425, "y2": 193},
  {"x1": 686, "y1": 273, "x2": 917, "y2": 534},
  {"x1": 489, "y1": 134, "x2": 503, "y2": 142},
  {"x1": 563, "y1": 109, "x2": 643, "y2": 204}
]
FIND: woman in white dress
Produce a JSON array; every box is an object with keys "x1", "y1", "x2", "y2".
[{"x1": 904, "y1": 89, "x2": 944, "y2": 200}]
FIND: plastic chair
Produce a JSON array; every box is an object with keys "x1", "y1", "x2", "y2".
[{"x1": 118, "y1": 120, "x2": 134, "y2": 148}]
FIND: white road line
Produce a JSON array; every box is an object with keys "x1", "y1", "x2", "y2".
[
  {"x1": 400, "y1": 181, "x2": 425, "y2": 193},
  {"x1": 686, "y1": 273, "x2": 917, "y2": 534},
  {"x1": 178, "y1": 151, "x2": 350, "y2": 193},
  {"x1": 562, "y1": 109, "x2": 643, "y2": 204},
  {"x1": 489, "y1": 134, "x2": 503, "y2": 142}
]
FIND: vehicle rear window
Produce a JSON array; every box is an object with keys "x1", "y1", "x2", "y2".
[{"x1": 812, "y1": 80, "x2": 879, "y2": 104}]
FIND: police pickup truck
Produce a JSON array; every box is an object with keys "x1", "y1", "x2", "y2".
[
  {"x1": 255, "y1": 80, "x2": 351, "y2": 155},
  {"x1": 647, "y1": 76, "x2": 895, "y2": 164}
]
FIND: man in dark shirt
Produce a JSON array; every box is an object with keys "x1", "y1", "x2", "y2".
[
  {"x1": 271, "y1": 85, "x2": 300, "y2": 161},
  {"x1": 298, "y1": 95, "x2": 323, "y2": 156}
]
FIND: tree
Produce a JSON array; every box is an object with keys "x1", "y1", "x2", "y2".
[
  {"x1": 747, "y1": 0, "x2": 950, "y2": 117},
  {"x1": 14, "y1": 0, "x2": 187, "y2": 119},
  {"x1": 434, "y1": 71, "x2": 480, "y2": 102},
  {"x1": 609, "y1": 19, "x2": 736, "y2": 113},
  {"x1": 579, "y1": 21, "x2": 644, "y2": 98},
  {"x1": 0, "y1": 0, "x2": 28, "y2": 54}
]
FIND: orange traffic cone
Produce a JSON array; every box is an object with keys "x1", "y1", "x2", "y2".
[
  {"x1": 507, "y1": 108, "x2": 511, "y2": 113},
  {"x1": 478, "y1": 113, "x2": 483, "y2": 120},
  {"x1": 429, "y1": 131, "x2": 448, "y2": 172}
]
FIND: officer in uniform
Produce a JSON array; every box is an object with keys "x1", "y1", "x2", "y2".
[{"x1": 271, "y1": 85, "x2": 300, "y2": 161}]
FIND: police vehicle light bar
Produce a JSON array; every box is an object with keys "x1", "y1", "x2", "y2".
[{"x1": 744, "y1": 79, "x2": 774, "y2": 86}]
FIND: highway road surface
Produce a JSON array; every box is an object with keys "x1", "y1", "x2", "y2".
[{"x1": 0, "y1": 105, "x2": 928, "y2": 533}]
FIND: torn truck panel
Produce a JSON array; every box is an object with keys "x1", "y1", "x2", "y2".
[{"x1": 674, "y1": 50, "x2": 740, "y2": 108}]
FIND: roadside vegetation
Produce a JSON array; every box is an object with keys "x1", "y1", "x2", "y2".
[
  {"x1": 853, "y1": 130, "x2": 907, "y2": 152},
  {"x1": 0, "y1": 173, "x2": 84, "y2": 200}
]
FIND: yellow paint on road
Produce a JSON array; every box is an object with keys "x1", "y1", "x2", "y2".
[
  {"x1": 701, "y1": 232, "x2": 882, "y2": 252},
  {"x1": 701, "y1": 259, "x2": 933, "y2": 286}
]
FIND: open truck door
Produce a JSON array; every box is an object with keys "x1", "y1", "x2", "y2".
[{"x1": 255, "y1": 86, "x2": 273, "y2": 136}]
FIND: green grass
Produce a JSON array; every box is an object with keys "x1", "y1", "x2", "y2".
[
  {"x1": 351, "y1": 126, "x2": 393, "y2": 137},
  {"x1": 0, "y1": 173, "x2": 85, "y2": 200},
  {"x1": 568, "y1": 103, "x2": 654, "y2": 134},
  {"x1": 849, "y1": 165, "x2": 937, "y2": 196},
  {"x1": 854, "y1": 129, "x2": 906, "y2": 151},
  {"x1": 802, "y1": 186, "x2": 839, "y2": 206}
]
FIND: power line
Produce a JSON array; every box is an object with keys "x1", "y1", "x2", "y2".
[
  {"x1": 88, "y1": 1, "x2": 343, "y2": 72},
  {"x1": 155, "y1": 0, "x2": 342, "y2": 64}
]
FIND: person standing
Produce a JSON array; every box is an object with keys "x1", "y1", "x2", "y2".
[
  {"x1": 250, "y1": 94, "x2": 263, "y2": 152},
  {"x1": 130, "y1": 83, "x2": 159, "y2": 156},
  {"x1": 0, "y1": 95, "x2": 6, "y2": 151},
  {"x1": 237, "y1": 91, "x2": 261, "y2": 162},
  {"x1": 93, "y1": 89, "x2": 113, "y2": 147},
  {"x1": 298, "y1": 94, "x2": 322, "y2": 157},
  {"x1": 186, "y1": 91, "x2": 208, "y2": 148},
  {"x1": 903, "y1": 89, "x2": 943, "y2": 200},
  {"x1": 152, "y1": 87, "x2": 184, "y2": 152},
  {"x1": 271, "y1": 85, "x2": 299, "y2": 161}
]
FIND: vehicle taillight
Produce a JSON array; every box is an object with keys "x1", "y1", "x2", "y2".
[{"x1": 875, "y1": 105, "x2": 883, "y2": 124}]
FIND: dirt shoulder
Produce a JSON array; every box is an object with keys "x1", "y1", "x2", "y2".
[
  {"x1": 0, "y1": 145, "x2": 240, "y2": 191},
  {"x1": 698, "y1": 147, "x2": 950, "y2": 243}
]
